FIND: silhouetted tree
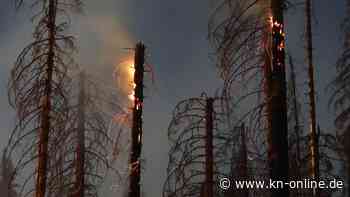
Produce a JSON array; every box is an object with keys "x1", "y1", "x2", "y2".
[
  {"x1": 0, "y1": 150, "x2": 17, "y2": 197},
  {"x1": 6, "y1": 0, "x2": 81, "y2": 196},
  {"x1": 163, "y1": 95, "x2": 234, "y2": 197},
  {"x1": 329, "y1": 0, "x2": 350, "y2": 196},
  {"x1": 330, "y1": 0, "x2": 350, "y2": 196}
]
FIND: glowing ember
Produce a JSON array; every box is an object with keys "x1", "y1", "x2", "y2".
[{"x1": 269, "y1": 14, "x2": 285, "y2": 67}]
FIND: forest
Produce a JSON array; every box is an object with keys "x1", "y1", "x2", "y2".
[{"x1": 0, "y1": 0, "x2": 348, "y2": 197}]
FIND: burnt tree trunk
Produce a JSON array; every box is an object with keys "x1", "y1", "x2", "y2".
[
  {"x1": 288, "y1": 55, "x2": 302, "y2": 197},
  {"x1": 129, "y1": 42, "x2": 145, "y2": 197},
  {"x1": 36, "y1": 1, "x2": 56, "y2": 197},
  {"x1": 239, "y1": 123, "x2": 248, "y2": 197},
  {"x1": 205, "y1": 98, "x2": 214, "y2": 197},
  {"x1": 289, "y1": 55, "x2": 301, "y2": 170},
  {"x1": 268, "y1": 0, "x2": 289, "y2": 196},
  {"x1": 75, "y1": 71, "x2": 86, "y2": 197}
]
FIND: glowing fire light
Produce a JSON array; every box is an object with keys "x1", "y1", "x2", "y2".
[
  {"x1": 268, "y1": 14, "x2": 286, "y2": 69},
  {"x1": 113, "y1": 58, "x2": 136, "y2": 100},
  {"x1": 128, "y1": 93, "x2": 135, "y2": 101},
  {"x1": 128, "y1": 65, "x2": 136, "y2": 102},
  {"x1": 268, "y1": 16, "x2": 273, "y2": 28},
  {"x1": 129, "y1": 66, "x2": 135, "y2": 77}
]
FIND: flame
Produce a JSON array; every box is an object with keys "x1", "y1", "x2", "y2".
[
  {"x1": 128, "y1": 65, "x2": 136, "y2": 102},
  {"x1": 268, "y1": 16, "x2": 273, "y2": 28},
  {"x1": 129, "y1": 66, "x2": 135, "y2": 77},
  {"x1": 128, "y1": 93, "x2": 135, "y2": 101},
  {"x1": 114, "y1": 58, "x2": 136, "y2": 102}
]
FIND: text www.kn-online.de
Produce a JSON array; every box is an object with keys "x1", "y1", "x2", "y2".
[{"x1": 218, "y1": 177, "x2": 344, "y2": 190}]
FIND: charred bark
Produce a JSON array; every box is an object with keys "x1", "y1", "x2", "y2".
[
  {"x1": 129, "y1": 42, "x2": 145, "y2": 197},
  {"x1": 268, "y1": 0, "x2": 289, "y2": 196},
  {"x1": 75, "y1": 71, "x2": 86, "y2": 197},
  {"x1": 205, "y1": 98, "x2": 214, "y2": 197}
]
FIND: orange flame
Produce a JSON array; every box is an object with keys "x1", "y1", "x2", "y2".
[
  {"x1": 114, "y1": 58, "x2": 136, "y2": 103},
  {"x1": 128, "y1": 65, "x2": 136, "y2": 102}
]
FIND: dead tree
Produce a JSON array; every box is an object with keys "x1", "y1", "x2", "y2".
[
  {"x1": 43, "y1": 70, "x2": 119, "y2": 197},
  {"x1": 6, "y1": 0, "x2": 82, "y2": 197},
  {"x1": 329, "y1": 0, "x2": 350, "y2": 196},
  {"x1": 287, "y1": 55, "x2": 306, "y2": 197},
  {"x1": 0, "y1": 150, "x2": 18, "y2": 197},
  {"x1": 287, "y1": 54, "x2": 314, "y2": 197},
  {"x1": 163, "y1": 94, "x2": 240, "y2": 197},
  {"x1": 209, "y1": 0, "x2": 271, "y2": 175},
  {"x1": 66, "y1": 71, "x2": 117, "y2": 197},
  {"x1": 75, "y1": 71, "x2": 86, "y2": 197},
  {"x1": 230, "y1": 123, "x2": 249, "y2": 197},
  {"x1": 240, "y1": 124, "x2": 249, "y2": 197},
  {"x1": 205, "y1": 98, "x2": 214, "y2": 197},
  {"x1": 287, "y1": 56, "x2": 339, "y2": 197},
  {"x1": 304, "y1": 1, "x2": 320, "y2": 196},
  {"x1": 268, "y1": 1, "x2": 289, "y2": 196},
  {"x1": 209, "y1": 2, "x2": 291, "y2": 196},
  {"x1": 288, "y1": 55, "x2": 302, "y2": 173},
  {"x1": 129, "y1": 42, "x2": 145, "y2": 197}
]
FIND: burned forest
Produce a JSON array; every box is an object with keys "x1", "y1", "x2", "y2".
[{"x1": 0, "y1": 0, "x2": 348, "y2": 197}]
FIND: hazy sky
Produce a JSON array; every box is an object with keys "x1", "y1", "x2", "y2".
[{"x1": 0, "y1": 0, "x2": 346, "y2": 197}]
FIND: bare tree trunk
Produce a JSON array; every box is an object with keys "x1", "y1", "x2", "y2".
[
  {"x1": 129, "y1": 42, "x2": 145, "y2": 197},
  {"x1": 57, "y1": 149, "x2": 64, "y2": 197},
  {"x1": 75, "y1": 71, "x2": 86, "y2": 197},
  {"x1": 288, "y1": 55, "x2": 302, "y2": 197},
  {"x1": 239, "y1": 123, "x2": 248, "y2": 197},
  {"x1": 305, "y1": 1, "x2": 320, "y2": 196},
  {"x1": 288, "y1": 55, "x2": 301, "y2": 169},
  {"x1": 36, "y1": 1, "x2": 56, "y2": 197},
  {"x1": 268, "y1": 0, "x2": 289, "y2": 196},
  {"x1": 205, "y1": 98, "x2": 214, "y2": 197}
]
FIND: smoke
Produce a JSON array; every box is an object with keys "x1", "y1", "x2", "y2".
[
  {"x1": 70, "y1": 0, "x2": 135, "y2": 84},
  {"x1": 68, "y1": 1, "x2": 136, "y2": 196}
]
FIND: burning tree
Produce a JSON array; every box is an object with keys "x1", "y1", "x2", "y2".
[
  {"x1": 209, "y1": 1, "x2": 290, "y2": 196},
  {"x1": 209, "y1": 1, "x2": 340, "y2": 196},
  {"x1": 112, "y1": 42, "x2": 153, "y2": 197},
  {"x1": 129, "y1": 42, "x2": 145, "y2": 197}
]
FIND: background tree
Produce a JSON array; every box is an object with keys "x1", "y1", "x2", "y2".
[
  {"x1": 162, "y1": 94, "x2": 254, "y2": 197},
  {"x1": 208, "y1": 1, "x2": 289, "y2": 196},
  {"x1": 329, "y1": 0, "x2": 350, "y2": 196},
  {"x1": 3, "y1": 1, "x2": 123, "y2": 197},
  {"x1": 7, "y1": 0, "x2": 80, "y2": 195},
  {"x1": 0, "y1": 150, "x2": 17, "y2": 197}
]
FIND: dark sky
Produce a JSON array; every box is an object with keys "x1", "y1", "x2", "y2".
[{"x1": 0, "y1": 0, "x2": 346, "y2": 196}]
